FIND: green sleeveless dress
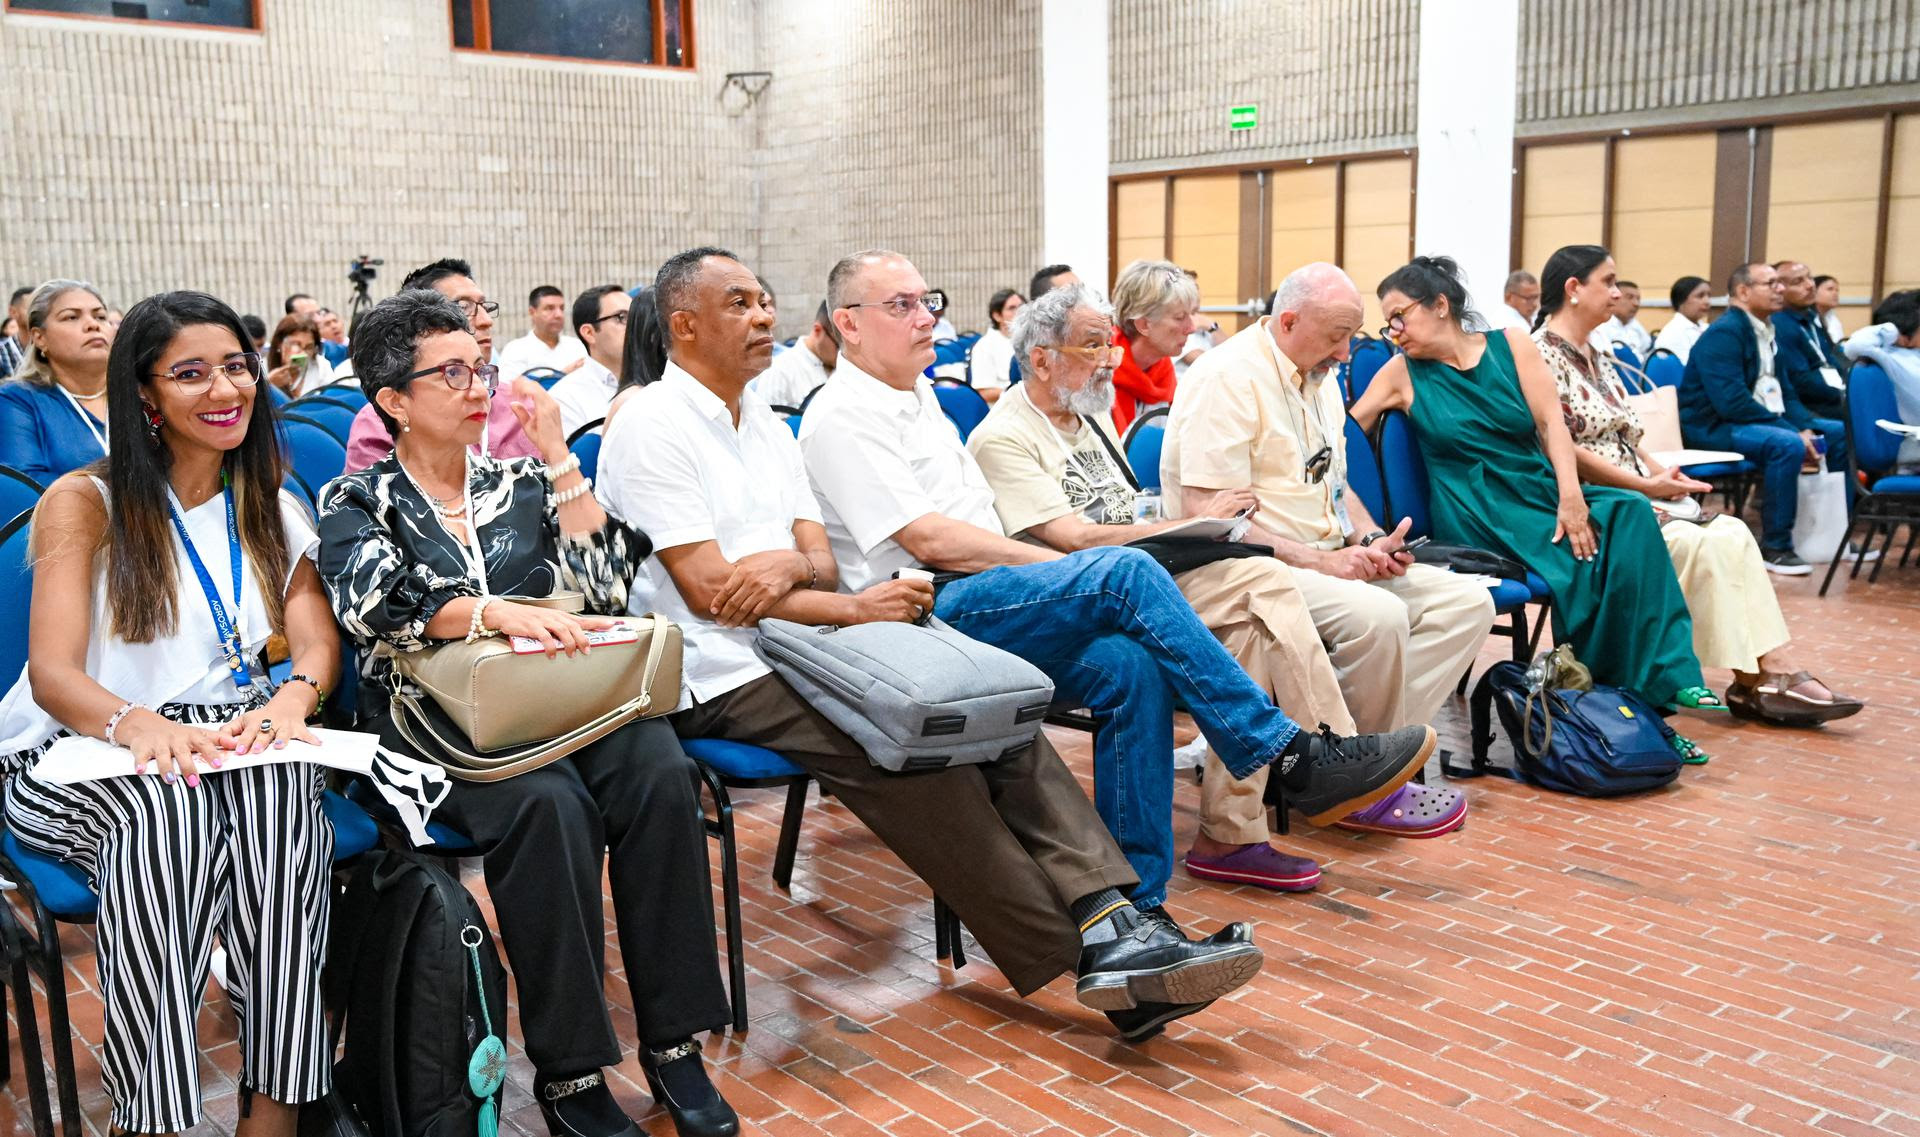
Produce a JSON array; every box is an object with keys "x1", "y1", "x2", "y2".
[{"x1": 1403, "y1": 331, "x2": 1703, "y2": 702}]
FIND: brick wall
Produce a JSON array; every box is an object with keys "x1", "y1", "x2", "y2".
[{"x1": 0, "y1": 0, "x2": 760, "y2": 341}]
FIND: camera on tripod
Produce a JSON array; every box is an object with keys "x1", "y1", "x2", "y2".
[{"x1": 347, "y1": 255, "x2": 383, "y2": 289}]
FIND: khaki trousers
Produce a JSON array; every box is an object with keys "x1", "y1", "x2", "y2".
[
  {"x1": 672, "y1": 673, "x2": 1138, "y2": 996},
  {"x1": 1198, "y1": 561, "x2": 1495, "y2": 844},
  {"x1": 1661, "y1": 515, "x2": 1790, "y2": 673}
]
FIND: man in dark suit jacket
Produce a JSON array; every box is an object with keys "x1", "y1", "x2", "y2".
[
  {"x1": 1678, "y1": 262, "x2": 1850, "y2": 574},
  {"x1": 1771, "y1": 259, "x2": 1847, "y2": 417}
]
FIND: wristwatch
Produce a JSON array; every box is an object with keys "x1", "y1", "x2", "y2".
[{"x1": 1358, "y1": 530, "x2": 1389, "y2": 547}]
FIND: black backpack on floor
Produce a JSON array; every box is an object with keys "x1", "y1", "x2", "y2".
[
  {"x1": 1453, "y1": 660, "x2": 1682, "y2": 797},
  {"x1": 325, "y1": 850, "x2": 510, "y2": 1137}
]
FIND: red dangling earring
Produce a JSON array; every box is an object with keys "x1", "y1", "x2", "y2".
[{"x1": 142, "y1": 402, "x2": 164, "y2": 437}]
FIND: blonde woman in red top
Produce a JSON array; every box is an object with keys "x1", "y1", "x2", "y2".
[{"x1": 1109, "y1": 259, "x2": 1200, "y2": 433}]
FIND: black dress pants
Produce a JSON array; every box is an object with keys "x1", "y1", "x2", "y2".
[{"x1": 381, "y1": 714, "x2": 730, "y2": 1073}]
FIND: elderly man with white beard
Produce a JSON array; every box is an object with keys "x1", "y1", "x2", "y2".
[{"x1": 965, "y1": 283, "x2": 1470, "y2": 897}]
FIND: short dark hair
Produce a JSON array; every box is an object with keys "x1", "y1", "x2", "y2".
[
  {"x1": 1377, "y1": 255, "x2": 1480, "y2": 330},
  {"x1": 1727, "y1": 262, "x2": 1765, "y2": 295},
  {"x1": 1617, "y1": 280, "x2": 1639, "y2": 291},
  {"x1": 7, "y1": 286, "x2": 31, "y2": 308},
  {"x1": 989, "y1": 288, "x2": 1024, "y2": 330},
  {"x1": 572, "y1": 284, "x2": 623, "y2": 340},
  {"x1": 1030, "y1": 264, "x2": 1073, "y2": 301},
  {"x1": 283, "y1": 293, "x2": 314, "y2": 313},
  {"x1": 529, "y1": 285, "x2": 564, "y2": 308},
  {"x1": 1669, "y1": 276, "x2": 1709, "y2": 312},
  {"x1": 1872, "y1": 289, "x2": 1920, "y2": 337},
  {"x1": 813, "y1": 300, "x2": 839, "y2": 346},
  {"x1": 654, "y1": 246, "x2": 740, "y2": 318},
  {"x1": 241, "y1": 313, "x2": 269, "y2": 347},
  {"x1": 350, "y1": 290, "x2": 474, "y2": 435},
  {"x1": 401, "y1": 257, "x2": 475, "y2": 294},
  {"x1": 1813, "y1": 274, "x2": 1838, "y2": 289}
]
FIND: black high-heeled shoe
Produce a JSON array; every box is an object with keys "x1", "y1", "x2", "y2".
[
  {"x1": 641, "y1": 1039, "x2": 739, "y2": 1137},
  {"x1": 534, "y1": 1070, "x2": 642, "y2": 1137}
]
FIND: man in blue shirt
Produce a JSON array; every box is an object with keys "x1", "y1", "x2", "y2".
[
  {"x1": 1771, "y1": 260, "x2": 1847, "y2": 418},
  {"x1": 1678, "y1": 262, "x2": 1851, "y2": 575}
]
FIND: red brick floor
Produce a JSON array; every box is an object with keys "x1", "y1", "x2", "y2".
[{"x1": 3, "y1": 563, "x2": 1917, "y2": 1136}]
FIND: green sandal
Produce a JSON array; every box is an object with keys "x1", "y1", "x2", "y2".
[
  {"x1": 1670, "y1": 686, "x2": 1729, "y2": 713},
  {"x1": 1671, "y1": 734, "x2": 1710, "y2": 765}
]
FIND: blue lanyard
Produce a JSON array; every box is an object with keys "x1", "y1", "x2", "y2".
[{"x1": 166, "y1": 480, "x2": 252, "y2": 690}]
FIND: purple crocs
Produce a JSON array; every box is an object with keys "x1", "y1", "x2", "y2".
[
  {"x1": 1182, "y1": 843, "x2": 1322, "y2": 892},
  {"x1": 1332, "y1": 781, "x2": 1467, "y2": 838}
]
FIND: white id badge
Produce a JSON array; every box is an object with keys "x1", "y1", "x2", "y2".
[
  {"x1": 1820, "y1": 366, "x2": 1844, "y2": 390},
  {"x1": 1332, "y1": 484, "x2": 1354, "y2": 536}
]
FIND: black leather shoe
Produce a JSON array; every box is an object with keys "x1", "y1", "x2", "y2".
[
  {"x1": 1268, "y1": 724, "x2": 1434, "y2": 825},
  {"x1": 535, "y1": 1071, "x2": 641, "y2": 1137},
  {"x1": 1107, "y1": 998, "x2": 1216, "y2": 1043},
  {"x1": 1075, "y1": 911, "x2": 1264, "y2": 1012},
  {"x1": 642, "y1": 1040, "x2": 740, "y2": 1137}
]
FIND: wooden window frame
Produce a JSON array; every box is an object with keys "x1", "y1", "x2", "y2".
[
  {"x1": 0, "y1": 0, "x2": 261, "y2": 34},
  {"x1": 450, "y1": 0, "x2": 696, "y2": 72}
]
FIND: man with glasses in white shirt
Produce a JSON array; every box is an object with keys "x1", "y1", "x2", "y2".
[{"x1": 547, "y1": 285, "x2": 630, "y2": 440}]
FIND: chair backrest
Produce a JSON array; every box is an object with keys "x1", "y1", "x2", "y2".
[
  {"x1": 311, "y1": 384, "x2": 368, "y2": 408},
  {"x1": 934, "y1": 384, "x2": 991, "y2": 441},
  {"x1": 282, "y1": 401, "x2": 355, "y2": 443},
  {"x1": 1846, "y1": 361, "x2": 1905, "y2": 475},
  {"x1": 277, "y1": 418, "x2": 349, "y2": 504},
  {"x1": 570, "y1": 430, "x2": 603, "y2": 483},
  {"x1": 265, "y1": 384, "x2": 291, "y2": 407},
  {"x1": 1375, "y1": 409, "x2": 1432, "y2": 538},
  {"x1": 1342, "y1": 415, "x2": 1387, "y2": 523},
  {"x1": 1127, "y1": 423, "x2": 1166, "y2": 493},
  {"x1": 0, "y1": 509, "x2": 34, "y2": 699},
  {"x1": 521, "y1": 367, "x2": 566, "y2": 390},
  {"x1": 1646, "y1": 348, "x2": 1684, "y2": 389},
  {"x1": 1612, "y1": 343, "x2": 1643, "y2": 373},
  {"x1": 0, "y1": 465, "x2": 43, "y2": 527},
  {"x1": 1345, "y1": 336, "x2": 1394, "y2": 407},
  {"x1": 566, "y1": 417, "x2": 605, "y2": 447}
]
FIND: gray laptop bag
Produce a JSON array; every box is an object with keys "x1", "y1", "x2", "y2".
[{"x1": 753, "y1": 616, "x2": 1055, "y2": 772}]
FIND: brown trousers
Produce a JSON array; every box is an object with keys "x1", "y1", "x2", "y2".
[{"x1": 672, "y1": 673, "x2": 1137, "y2": 995}]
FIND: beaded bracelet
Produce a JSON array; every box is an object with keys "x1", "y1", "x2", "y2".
[
  {"x1": 467, "y1": 595, "x2": 498, "y2": 644},
  {"x1": 546, "y1": 452, "x2": 582, "y2": 482},
  {"x1": 553, "y1": 478, "x2": 594, "y2": 506},
  {"x1": 283, "y1": 672, "x2": 328, "y2": 707},
  {"x1": 105, "y1": 701, "x2": 140, "y2": 747}
]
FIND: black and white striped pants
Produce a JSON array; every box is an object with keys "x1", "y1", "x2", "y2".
[{"x1": 4, "y1": 701, "x2": 333, "y2": 1134}]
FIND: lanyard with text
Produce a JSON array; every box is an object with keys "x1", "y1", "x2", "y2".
[{"x1": 166, "y1": 478, "x2": 252, "y2": 691}]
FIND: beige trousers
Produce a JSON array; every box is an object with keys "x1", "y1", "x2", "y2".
[
  {"x1": 1180, "y1": 558, "x2": 1354, "y2": 846},
  {"x1": 1661, "y1": 514, "x2": 1790, "y2": 673}
]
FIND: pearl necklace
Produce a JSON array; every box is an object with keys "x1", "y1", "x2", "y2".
[{"x1": 397, "y1": 453, "x2": 470, "y2": 519}]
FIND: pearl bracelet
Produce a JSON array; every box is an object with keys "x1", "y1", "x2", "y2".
[
  {"x1": 546, "y1": 453, "x2": 582, "y2": 482},
  {"x1": 553, "y1": 478, "x2": 594, "y2": 506},
  {"x1": 105, "y1": 701, "x2": 140, "y2": 747},
  {"x1": 467, "y1": 595, "x2": 498, "y2": 644}
]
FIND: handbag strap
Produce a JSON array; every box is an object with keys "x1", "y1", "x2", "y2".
[{"x1": 392, "y1": 689, "x2": 648, "y2": 782}]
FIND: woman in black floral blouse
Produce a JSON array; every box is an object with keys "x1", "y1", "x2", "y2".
[{"x1": 317, "y1": 290, "x2": 737, "y2": 1137}]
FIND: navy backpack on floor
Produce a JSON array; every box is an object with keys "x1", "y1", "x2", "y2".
[{"x1": 1452, "y1": 660, "x2": 1682, "y2": 797}]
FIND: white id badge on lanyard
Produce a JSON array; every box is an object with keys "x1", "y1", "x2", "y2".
[
  {"x1": 1332, "y1": 483, "x2": 1354, "y2": 536},
  {"x1": 1820, "y1": 366, "x2": 1844, "y2": 390}
]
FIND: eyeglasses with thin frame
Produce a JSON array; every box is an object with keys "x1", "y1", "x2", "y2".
[
  {"x1": 152, "y1": 353, "x2": 262, "y2": 392},
  {"x1": 1051, "y1": 342, "x2": 1125, "y2": 368},
  {"x1": 586, "y1": 309, "x2": 629, "y2": 327},
  {"x1": 403, "y1": 360, "x2": 501, "y2": 392},
  {"x1": 842, "y1": 293, "x2": 945, "y2": 319},
  {"x1": 452, "y1": 299, "x2": 501, "y2": 320}
]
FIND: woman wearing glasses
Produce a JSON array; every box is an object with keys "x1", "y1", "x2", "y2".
[
  {"x1": 1352, "y1": 256, "x2": 1726, "y2": 762},
  {"x1": 316, "y1": 291, "x2": 737, "y2": 1137},
  {"x1": 0, "y1": 279, "x2": 116, "y2": 485},
  {"x1": 0, "y1": 291, "x2": 340, "y2": 1133}
]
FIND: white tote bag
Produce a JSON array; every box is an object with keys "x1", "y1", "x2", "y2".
[{"x1": 1791, "y1": 468, "x2": 1849, "y2": 563}]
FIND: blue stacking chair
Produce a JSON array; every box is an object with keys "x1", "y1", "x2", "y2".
[
  {"x1": 521, "y1": 367, "x2": 566, "y2": 390},
  {"x1": 934, "y1": 383, "x2": 991, "y2": 442},
  {"x1": 264, "y1": 384, "x2": 291, "y2": 408},
  {"x1": 1821, "y1": 361, "x2": 1920, "y2": 594},
  {"x1": 569, "y1": 430, "x2": 603, "y2": 483},
  {"x1": 1611, "y1": 343, "x2": 1643, "y2": 374},
  {"x1": 1645, "y1": 348, "x2": 1684, "y2": 389},
  {"x1": 0, "y1": 466, "x2": 42, "y2": 528},
  {"x1": 1374, "y1": 411, "x2": 1543, "y2": 664},
  {"x1": 1341, "y1": 336, "x2": 1395, "y2": 407},
  {"x1": 277, "y1": 418, "x2": 349, "y2": 505},
  {"x1": 283, "y1": 398, "x2": 356, "y2": 443},
  {"x1": 1123, "y1": 408, "x2": 1169, "y2": 492},
  {"x1": 0, "y1": 497, "x2": 382, "y2": 1133}
]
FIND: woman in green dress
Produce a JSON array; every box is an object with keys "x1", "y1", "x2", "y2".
[{"x1": 1351, "y1": 256, "x2": 1722, "y2": 762}]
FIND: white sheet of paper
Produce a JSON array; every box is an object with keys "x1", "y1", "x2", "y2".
[
  {"x1": 1132, "y1": 516, "x2": 1241, "y2": 543},
  {"x1": 34, "y1": 727, "x2": 384, "y2": 785},
  {"x1": 1652, "y1": 449, "x2": 1748, "y2": 468}
]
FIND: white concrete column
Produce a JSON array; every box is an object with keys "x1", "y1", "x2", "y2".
[
  {"x1": 1042, "y1": 0, "x2": 1109, "y2": 291},
  {"x1": 1414, "y1": 0, "x2": 1519, "y2": 319}
]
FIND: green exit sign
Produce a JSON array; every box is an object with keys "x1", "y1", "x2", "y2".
[{"x1": 1230, "y1": 105, "x2": 1258, "y2": 131}]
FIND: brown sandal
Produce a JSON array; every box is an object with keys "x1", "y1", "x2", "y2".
[{"x1": 1730, "y1": 671, "x2": 1866, "y2": 725}]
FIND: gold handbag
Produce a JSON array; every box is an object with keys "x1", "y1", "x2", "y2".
[{"x1": 386, "y1": 592, "x2": 683, "y2": 782}]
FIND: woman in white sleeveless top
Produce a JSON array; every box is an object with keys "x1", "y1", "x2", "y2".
[{"x1": 0, "y1": 291, "x2": 339, "y2": 1135}]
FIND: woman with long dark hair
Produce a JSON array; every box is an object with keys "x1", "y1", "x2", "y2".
[
  {"x1": 1351, "y1": 256, "x2": 1724, "y2": 762},
  {"x1": 604, "y1": 285, "x2": 668, "y2": 431},
  {"x1": 0, "y1": 291, "x2": 340, "y2": 1133},
  {"x1": 0, "y1": 279, "x2": 115, "y2": 484}
]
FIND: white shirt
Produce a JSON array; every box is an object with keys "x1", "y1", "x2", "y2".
[
  {"x1": 1489, "y1": 302, "x2": 1534, "y2": 332},
  {"x1": 1653, "y1": 313, "x2": 1707, "y2": 363},
  {"x1": 496, "y1": 332, "x2": 587, "y2": 381},
  {"x1": 799, "y1": 358, "x2": 1003, "y2": 593},
  {"x1": 929, "y1": 317, "x2": 959, "y2": 343},
  {"x1": 968, "y1": 328, "x2": 1016, "y2": 391},
  {"x1": 595, "y1": 363, "x2": 824, "y2": 706},
  {"x1": 1747, "y1": 311, "x2": 1786, "y2": 413},
  {"x1": 1821, "y1": 309, "x2": 1845, "y2": 343},
  {"x1": 1595, "y1": 315, "x2": 1653, "y2": 359},
  {"x1": 548, "y1": 357, "x2": 619, "y2": 440},
  {"x1": 749, "y1": 340, "x2": 831, "y2": 410}
]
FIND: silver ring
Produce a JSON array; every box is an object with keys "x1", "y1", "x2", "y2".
[{"x1": 258, "y1": 718, "x2": 275, "y2": 734}]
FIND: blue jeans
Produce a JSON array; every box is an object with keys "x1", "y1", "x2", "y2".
[
  {"x1": 934, "y1": 546, "x2": 1300, "y2": 908},
  {"x1": 1727, "y1": 418, "x2": 1852, "y2": 552}
]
